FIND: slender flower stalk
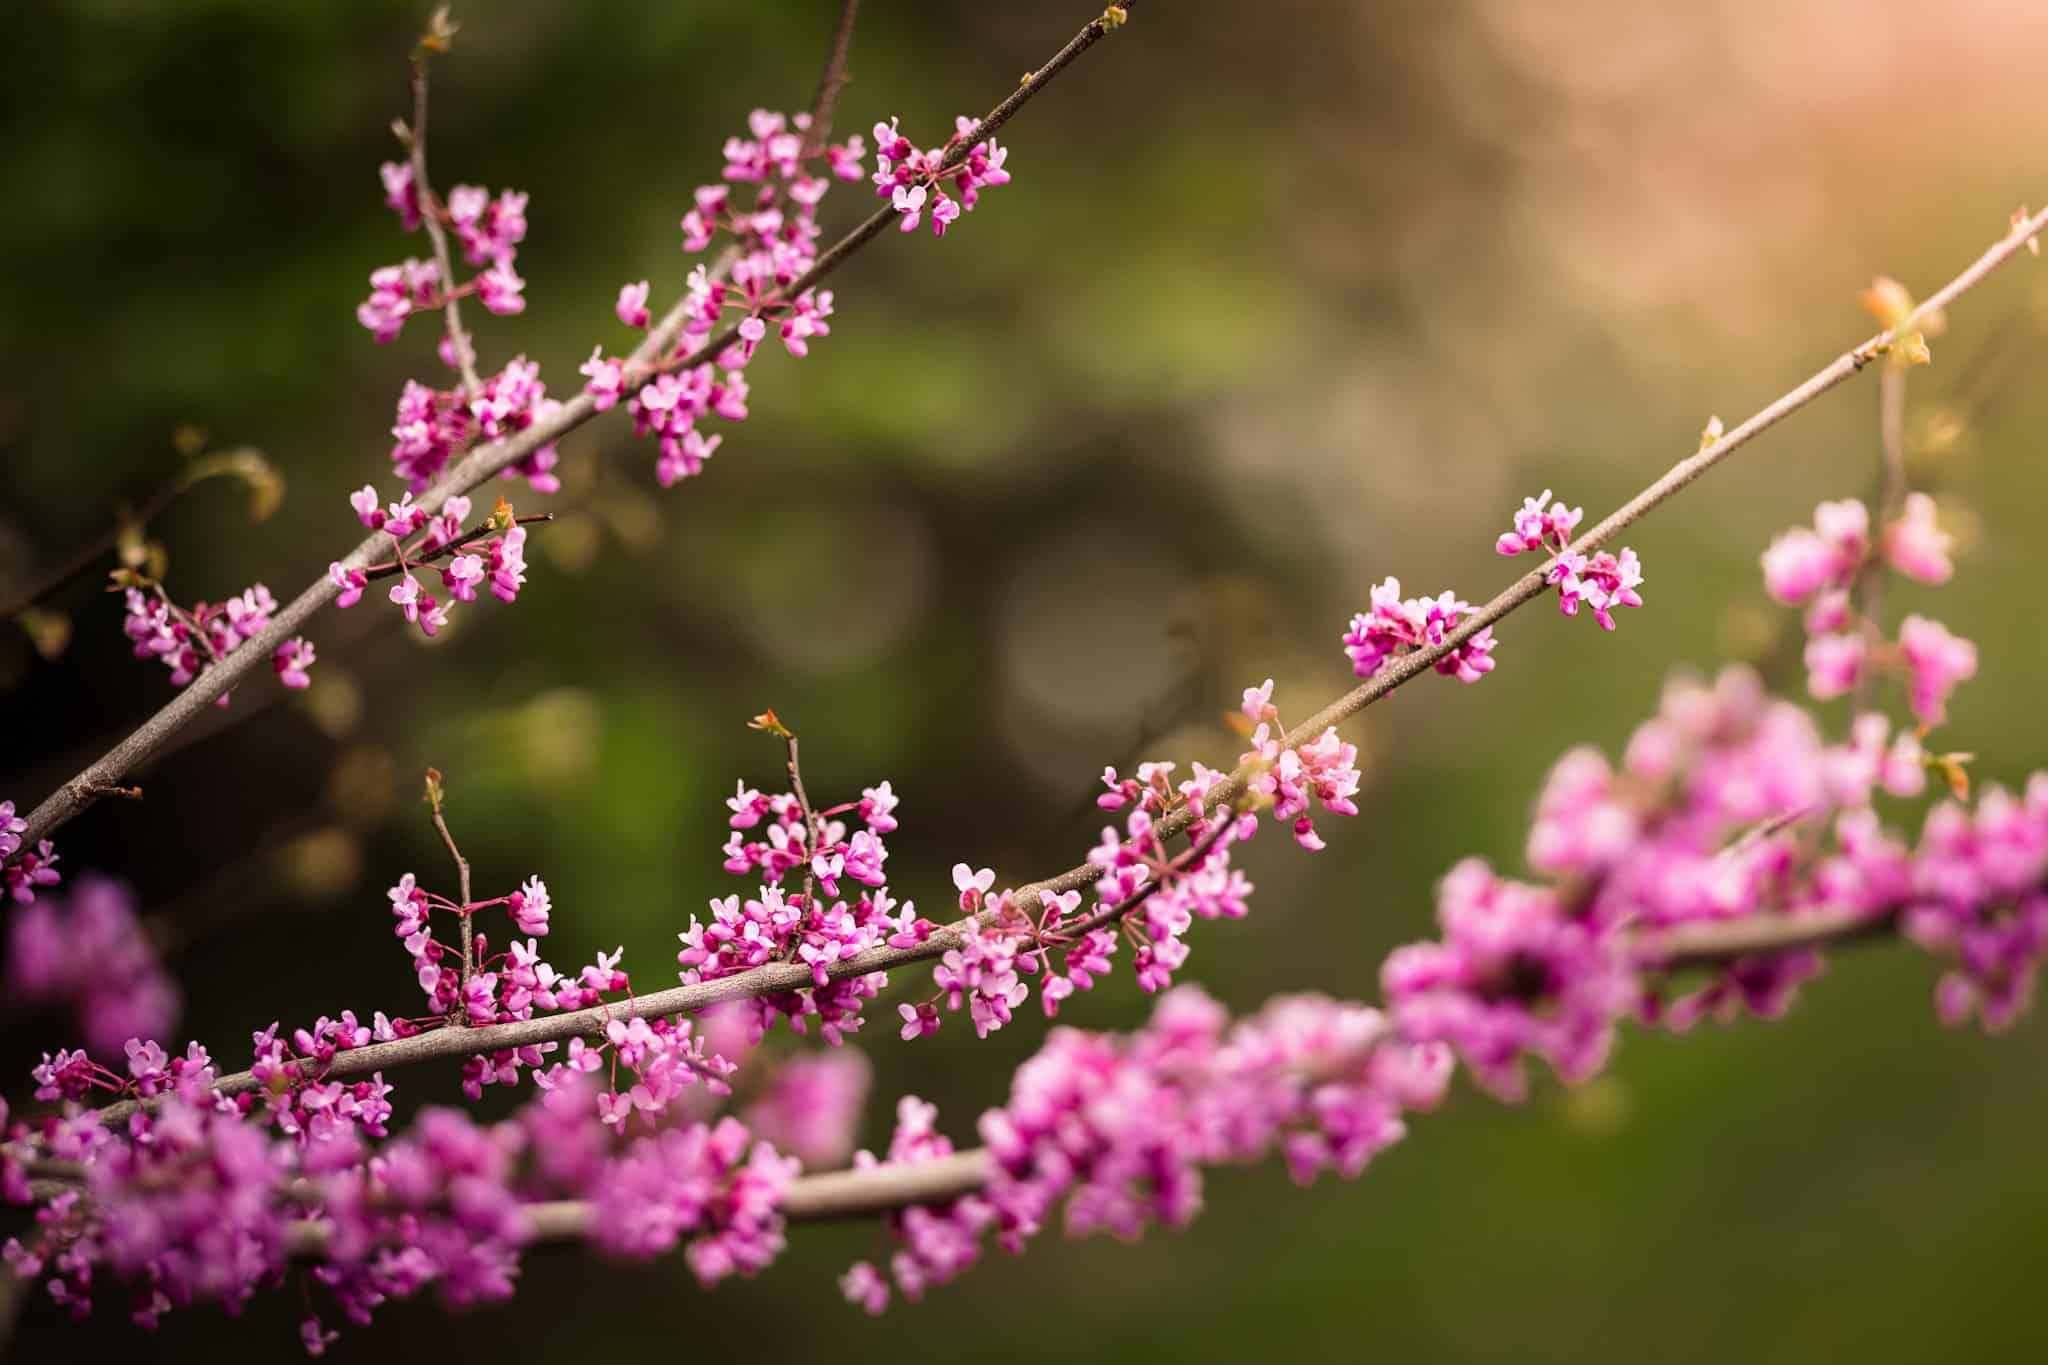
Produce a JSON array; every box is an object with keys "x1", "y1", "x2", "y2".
[{"x1": 405, "y1": 19, "x2": 485, "y2": 399}]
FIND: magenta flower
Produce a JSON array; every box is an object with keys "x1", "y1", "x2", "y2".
[
  {"x1": 1898, "y1": 614, "x2": 1978, "y2": 726},
  {"x1": 1802, "y1": 630, "x2": 1867, "y2": 701},
  {"x1": 378, "y1": 160, "x2": 420, "y2": 231},
  {"x1": 1761, "y1": 498, "x2": 1867, "y2": 604},
  {"x1": 272, "y1": 636, "x2": 317, "y2": 690},
  {"x1": 510, "y1": 876, "x2": 551, "y2": 936},
  {"x1": 1382, "y1": 859, "x2": 1636, "y2": 1101},
  {"x1": 446, "y1": 184, "x2": 528, "y2": 266},
  {"x1": 475, "y1": 262, "x2": 526, "y2": 316},
  {"x1": 1495, "y1": 488, "x2": 1584, "y2": 556},
  {"x1": 356, "y1": 258, "x2": 439, "y2": 342},
  {"x1": 1343, "y1": 577, "x2": 1498, "y2": 684},
  {"x1": 7, "y1": 875, "x2": 173, "y2": 1055},
  {"x1": 1497, "y1": 491, "x2": 1643, "y2": 629},
  {"x1": 1883, "y1": 492, "x2": 1955, "y2": 585},
  {"x1": 743, "y1": 1050, "x2": 872, "y2": 1167}
]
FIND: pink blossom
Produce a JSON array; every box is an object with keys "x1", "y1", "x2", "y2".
[
  {"x1": 446, "y1": 185, "x2": 528, "y2": 266},
  {"x1": 616, "y1": 280, "x2": 652, "y2": 329},
  {"x1": 891, "y1": 182, "x2": 927, "y2": 231},
  {"x1": 1803, "y1": 631, "x2": 1867, "y2": 701},
  {"x1": 328, "y1": 563, "x2": 368, "y2": 608},
  {"x1": 1761, "y1": 498, "x2": 1868, "y2": 605},
  {"x1": 1495, "y1": 488, "x2": 1584, "y2": 555},
  {"x1": 1343, "y1": 577, "x2": 1498, "y2": 684},
  {"x1": 272, "y1": 636, "x2": 316, "y2": 690},
  {"x1": 475, "y1": 262, "x2": 525, "y2": 316},
  {"x1": 6, "y1": 875, "x2": 172, "y2": 1055},
  {"x1": 1383, "y1": 859, "x2": 1636, "y2": 1100},
  {"x1": 743, "y1": 1050, "x2": 871, "y2": 1167},
  {"x1": 379, "y1": 160, "x2": 421, "y2": 231},
  {"x1": 1898, "y1": 615, "x2": 1977, "y2": 726},
  {"x1": 356, "y1": 258, "x2": 438, "y2": 343},
  {"x1": 579, "y1": 348, "x2": 628, "y2": 411},
  {"x1": 510, "y1": 876, "x2": 551, "y2": 936},
  {"x1": 1883, "y1": 492, "x2": 1955, "y2": 584}
]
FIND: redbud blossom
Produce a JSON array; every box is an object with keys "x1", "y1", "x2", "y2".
[
  {"x1": 272, "y1": 636, "x2": 317, "y2": 689},
  {"x1": 1496, "y1": 491, "x2": 1645, "y2": 630},
  {"x1": 6, "y1": 875, "x2": 169, "y2": 1053},
  {"x1": 1343, "y1": 578, "x2": 1498, "y2": 683},
  {"x1": 1898, "y1": 615, "x2": 1978, "y2": 726},
  {"x1": 1883, "y1": 491, "x2": 1955, "y2": 584}
]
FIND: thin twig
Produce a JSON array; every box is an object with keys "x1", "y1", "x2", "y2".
[
  {"x1": 12, "y1": 3, "x2": 1141, "y2": 854},
  {"x1": 806, "y1": 0, "x2": 861, "y2": 144},
  {"x1": 0, "y1": 482, "x2": 184, "y2": 621},
  {"x1": 408, "y1": 56, "x2": 484, "y2": 399},
  {"x1": 786, "y1": 732, "x2": 825, "y2": 917},
  {"x1": 425, "y1": 771, "x2": 476, "y2": 995}
]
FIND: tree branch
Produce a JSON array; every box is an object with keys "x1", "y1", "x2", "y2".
[
  {"x1": 276, "y1": 1147, "x2": 994, "y2": 1260},
  {"x1": 1636, "y1": 905, "x2": 1901, "y2": 971},
  {"x1": 10, "y1": 3, "x2": 1139, "y2": 854},
  {"x1": 269, "y1": 906, "x2": 1913, "y2": 1260}
]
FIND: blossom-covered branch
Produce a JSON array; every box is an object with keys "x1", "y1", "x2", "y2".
[
  {"x1": 8, "y1": 2, "x2": 1142, "y2": 857},
  {"x1": 249, "y1": 898, "x2": 1951, "y2": 1266},
  {"x1": 27, "y1": 191, "x2": 2034, "y2": 1130},
  {"x1": 14, "y1": 5, "x2": 2048, "y2": 1349}
]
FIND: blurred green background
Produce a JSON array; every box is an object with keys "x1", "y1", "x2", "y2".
[{"x1": 4, "y1": 0, "x2": 2048, "y2": 1359}]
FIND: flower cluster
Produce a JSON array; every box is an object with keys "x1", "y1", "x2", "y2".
[
  {"x1": 1904, "y1": 775, "x2": 2048, "y2": 1030},
  {"x1": 356, "y1": 257, "x2": 441, "y2": 344},
  {"x1": 902, "y1": 682, "x2": 1357, "y2": 1039},
  {"x1": 1760, "y1": 495, "x2": 1974, "y2": 717},
  {"x1": 5, "y1": 1061, "x2": 795, "y2": 1349},
  {"x1": 842, "y1": 986, "x2": 1451, "y2": 1312},
  {"x1": 1496, "y1": 490, "x2": 1646, "y2": 631},
  {"x1": 377, "y1": 864, "x2": 733, "y2": 1113},
  {"x1": 1372, "y1": 643, "x2": 2048, "y2": 1104},
  {"x1": 359, "y1": 162, "x2": 528, "y2": 343},
  {"x1": 578, "y1": 1105, "x2": 797, "y2": 1280},
  {"x1": 854, "y1": 665, "x2": 2047, "y2": 1314},
  {"x1": 330, "y1": 489, "x2": 531, "y2": 639},
  {"x1": 582, "y1": 109, "x2": 866, "y2": 488},
  {"x1": 1382, "y1": 860, "x2": 1635, "y2": 1101},
  {"x1": 1, "y1": 798, "x2": 60, "y2": 905},
  {"x1": 1343, "y1": 577, "x2": 1498, "y2": 684},
  {"x1": 7, "y1": 876, "x2": 176, "y2": 1058},
  {"x1": 387, "y1": 357, "x2": 564, "y2": 495},
  {"x1": 680, "y1": 771, "x2": 925, "y2": 1045},
  {"x1": 742, "y1": 1049, "x2": 872, "y2": 1168},
  {"x1": 1237, "y1": 678, "x2": 1363, "y2": 851},
  {"x1": 871, "y1": 115, "x2": 1013, "y2": 237},
  {"x1": 121, "y1": 580, "x2": 311, "y2": 696},
  {"x1": 620, "y1": 353, "x2": 747, "y2": 488}
]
